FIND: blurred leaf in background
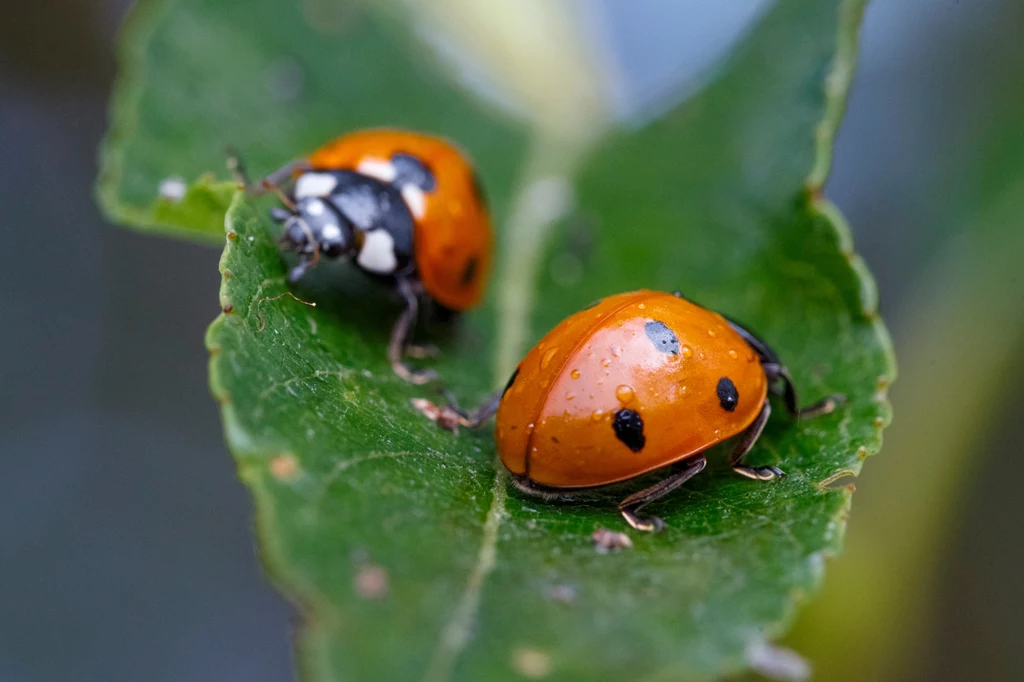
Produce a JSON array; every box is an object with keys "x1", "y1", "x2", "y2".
[
  {"x1": 97, "y1": 0, "x2": 893, "y2": 680},
  {"x1": 787, "y1": 2, "x2": 1024, "y2": 676}
]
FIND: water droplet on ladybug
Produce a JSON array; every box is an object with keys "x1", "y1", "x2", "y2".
[
  {"x1": 707, "y1": 329, "x2": 716, "y2": 337},
  {"x1": 570, "y1": 369, "x2": 581, "y2": 379},
  {"x1": 591, "y1": 410, "x2": 605, "y2": 422},
  {"x1": 615, "y1": 385, "x2": 635, "y2": 404},
  {"x1": 681, "y1": 345, "x2": 693, "y2": 358},
  {"x1": 728, "y1": 349, "x2": 739, "y2": 360},
  {"x1": 565, "y1": 393, "x2": 575, "y2": 401},
  {"x1": 601, "y1": 357, "x2": 611, "y2": 368},
  {"x1": 541, "y1": 347, "x2": 558, "y2": 369}
]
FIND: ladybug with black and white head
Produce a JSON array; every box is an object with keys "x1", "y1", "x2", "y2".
[
  {"x1": 414, "y1": 290, "x2": 845, "y2": 532},
  {"x1": 231, "y1": 129, "x2": 491, "y2": 384}
]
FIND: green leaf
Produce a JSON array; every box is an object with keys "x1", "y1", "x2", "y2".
[{"x1": 107, "y1": 0, "x2": 895, "y2": 679}]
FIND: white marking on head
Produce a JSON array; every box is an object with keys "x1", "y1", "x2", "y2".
[
  {"x1": 305, "y1": 199, "x2": 326, "y2": 216},
  {"x1": 402, "y1": 186, "x2": 426, "y2": 220},
  {"x1": 294, "y1": 172, "x2": 338, "y2": 199},
  {"x1": 357, "y1": 158, "x2": 397, "y2": 183},
  {"x1": 356, "y1": 230, "x2": 398, "y2": 274},
  {"x1": 320, "y1": 223, "x2": 341, "y2": 241}
]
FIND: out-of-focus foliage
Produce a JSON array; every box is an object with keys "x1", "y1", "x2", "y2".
[
  {"x1": 98, "y1": 0, "x2": 894, "y2": 679},
  {"x1": 788, "y1": 20, "x2": 1024, "y2": 676}
]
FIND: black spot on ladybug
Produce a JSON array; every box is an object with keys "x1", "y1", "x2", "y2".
[
  {"x1": 461, "y1": 257, "x2": 478, "y2": 287},
  {"x1": 612, "y1": 409, "x2": 645, "y2": 453},
  {"x1": 717, "y1": 377, "x2": 739, "y2": 412},
  {"x1": 645, "y1": 320, "x2": 679, "y2": 355},
  {"x1": 502, "y1": 367, "x2": 520, "y2": 397},
  {"x1": 391, "y1": 153, "x2": 436, "y2": 192}
]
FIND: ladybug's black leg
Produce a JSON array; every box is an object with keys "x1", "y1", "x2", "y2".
[
  {"x1": 446, "y1": 389, "x2": 501, "y2": 427},
  {"x1": 288, "y1": 257, "x2": 312, "y2": 283},
  {"x1": 762, "y1": 362, "x2": 845, "y2": 419},
  {"x1": 389, "y1": 278, "x2": 437, "y2": 385},
  {"x1": 618, "y1": 456, "x2": 708, "y2": 532},
  {"x1": 509, "y1": 474, "x2": 579, "y2": 503},
  {"x1": 410, "y1": 389, "x2": 500, "y2": 432},
  {"x1": 729, "y1": 399, "x2": 784, "y2": 481},
  {"x1": 405, "y1": 343, "x2": 440, "y2": 359}
]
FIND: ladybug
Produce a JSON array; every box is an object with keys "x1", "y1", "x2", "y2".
[
  {"x1": 230, "y1": 129, "x2": 491, "y2": 383},
  {"x1": 415, "y1": 290, "x2": 844, "y2": 531}
]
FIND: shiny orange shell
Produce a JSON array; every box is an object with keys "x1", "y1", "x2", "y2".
[
  {"x1": 307, "y1": 129, "x2": 491, "y2": 311},
  {"x1": 495, "y1": 290, "x2": 768, "y2": 488}
]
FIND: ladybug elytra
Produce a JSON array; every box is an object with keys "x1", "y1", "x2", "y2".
[
  {"x1": 415, "y1": 290, "x2": 843, "y2": 532},
  {"x1": 231, "y1": 129, "x2": 491, "y2": 384}
]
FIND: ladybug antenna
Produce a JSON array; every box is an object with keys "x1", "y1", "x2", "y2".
[
  {"x1": 225, "y1": 146, "x2": 254, "y2": 191},
  {"x1": 224, "y1": 146, "x2": 301, "y2": 211},
  {"x1": 270, "y1": 184, "x2": 297, "y2": 212}
]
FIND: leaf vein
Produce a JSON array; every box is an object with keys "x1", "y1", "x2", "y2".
[{"x1": 422, "y1": 468, "x2": 508, "y2": 682}]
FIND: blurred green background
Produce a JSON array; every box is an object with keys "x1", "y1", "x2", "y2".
[{"x1": 2, "y1": 1, "x2": 1022, "y2": 680}]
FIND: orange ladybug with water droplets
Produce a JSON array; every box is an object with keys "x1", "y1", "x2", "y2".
[
  {"x1": 230, "y1": 129, "x2": 491, "y2": 384},
  {"x1": 415, "y1": 290, "x2": 844, "y2": 532}
]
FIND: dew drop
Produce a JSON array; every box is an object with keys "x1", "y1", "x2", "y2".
[
  {"x1": 611, "y1": 345, "x2": 623, "y2": 358},
  {"x1": 681, "y1": 345, "x2": 694, "y2": 358},
  {"x1": 638, "y1": 303, "x2": 646, "y2": 309},
  {"x1": 541, "y1": 347, "x2": 558, "y2": 369},
  {"x1": 707, "y1": 329, "x2": 716, "y2": 337},
  {"x1": 565, "y1": 393, "x2": 575, "y2": 401},
  {"x1": 570, "y1": 369, "x2": 581, "y2": 380},
  {"x1": 615, "y1": 385, "x2": 635, "y2": 404},
  {"x1": 728, "y1": 349, "x2": 739, "y2": 360},
  {"x1": 591, "y1": 409, "x2": 605, "y2": 422},
  {"x1": 601, "y1": 357, "x2": 611, "y2": 368}
]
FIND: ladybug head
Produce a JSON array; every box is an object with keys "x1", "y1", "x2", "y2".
[{"x1": 271, "y1": 197, "x2": 355, "y2": 260}]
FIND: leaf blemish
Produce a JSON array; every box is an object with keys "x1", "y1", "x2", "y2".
[
  {"x1": 511, "y1": 646, "x2": 552, "y2": 679},
  {"x1": 591, "y1": 528, "x2": 632, "y2": 553},
  {"x1": 547, "y1": 584, "x2": 576, "y2": 605},
  {"x1": 269, "y1": 453, "x2": 300, "y2": 481},
  {"x1": 354, "y1": 563, "x2": 390, "y2": 600}
]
